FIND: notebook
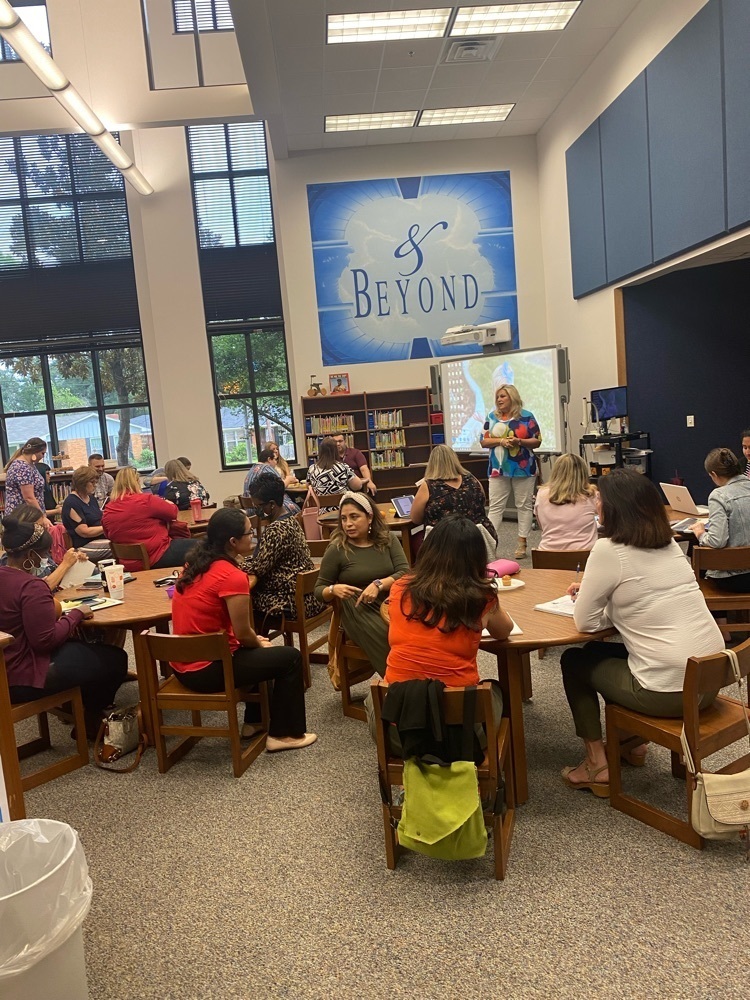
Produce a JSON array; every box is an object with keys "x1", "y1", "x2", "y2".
[{"x1": 534, "y1": 595, "x2": 576, "y2": 617}]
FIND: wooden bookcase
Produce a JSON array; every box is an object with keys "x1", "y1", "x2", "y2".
[{"x1": 301, "y1": 387, "x2": 490, "y2": 502}]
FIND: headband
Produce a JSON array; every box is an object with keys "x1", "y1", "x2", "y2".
[
  {"x1": 5, "y1": 521, "x2": 45, "y2": 554},
  {"x1": 339, "y1": 491, "x2": 373, "y2": 515}
]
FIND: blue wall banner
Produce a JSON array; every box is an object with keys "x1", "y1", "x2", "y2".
[{"x1": 307, "y1": 172, "x2": 518, "y2": 366}]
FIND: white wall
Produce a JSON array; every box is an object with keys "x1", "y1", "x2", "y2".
[
  {"x1": 272, "y1": 135, "x2": 547, "y2": 446},
  {"x1": 537, "y1": 0, "x2": 709, "y2": 426}
]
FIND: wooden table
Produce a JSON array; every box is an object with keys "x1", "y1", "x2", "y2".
[
  {"x1": 318, "y1": 501, "x2": 416, "y2": 565},
  {"x1": 56, "y1": 569, "x2": 175, "y2": 743},
  {"x1": 177, "y1": 506, "x2": 218, "y2": 534},
  {"x1": 481, "y1": 568, "x2": 615, "y2": 805}
]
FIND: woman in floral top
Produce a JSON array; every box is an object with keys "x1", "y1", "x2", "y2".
[
  {"x1": 243, "y1": 475, "x2": 325, "y2": 631},
  {"x1": 3, "y1": 437, "x2": 48, "y2": 517}
]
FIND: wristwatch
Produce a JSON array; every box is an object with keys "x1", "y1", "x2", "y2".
[{"x1": 373, "y1": 579, "x2": 383, "y2": 591}]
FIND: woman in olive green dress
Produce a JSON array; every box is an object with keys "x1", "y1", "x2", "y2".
[{"x1": 315, "y1": 492, "x2": 408, "y2": 675}]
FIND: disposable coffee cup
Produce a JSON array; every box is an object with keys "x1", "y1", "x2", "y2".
[
  {"x1": 190, "y1": 498, "x2": 202, "y2": 522},
  {"x1": 99, "y1": 557, "x2": 116, "y2": 590},
  {"x1": 103, "y1": 563, "x2": 125, "y2": 600}
]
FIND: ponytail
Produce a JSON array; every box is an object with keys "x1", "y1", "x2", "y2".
[{"x1": 704, "y1": 447, "x2": 741, "y2": 479}]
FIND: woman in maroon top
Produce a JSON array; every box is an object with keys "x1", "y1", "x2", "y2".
[
  {"x1": 102, "y1": 467, "x2": 196, "y2": 571},
  {"x1": 0, "y1": 516, "x2": 128, "y2": 737}
]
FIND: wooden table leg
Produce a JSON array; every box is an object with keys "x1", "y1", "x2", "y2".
[
  {"x1": 496, "y1": 648, "x2": 529, "y2": 805},
  {"x1": 132, "y1": 628, "x2": 156, "y2": 746},
  {"x1": 401, "y1": 528, "x2": 414, "y2": 566}
]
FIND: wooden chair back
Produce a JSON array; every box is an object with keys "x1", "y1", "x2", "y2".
[
  {"x1": 370, "y1": 679, "x2": 515, "y2": 879},
  {"x1": 683, "y1": 639, "x2": 750, "y2": 735},
  {"x1": 306, "y1": 538, "x2": 331, "y2": 558},
  {"x1": 531, "y1": 548, "x2": 591, "y2": 570},
  {"x1": 141, "y1": 630, "x2": 269, "y2": 777},
  {"x1": 111, "y1": 541, "x2": 151, "y2": 570},
  {"x1": 691, "y1": 544, "x2": 750, "y2": 575}
]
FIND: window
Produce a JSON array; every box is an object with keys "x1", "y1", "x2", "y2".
[
  {"x1": 173, "y1": 0, "x2": 234, "y2": 33},
  {"x1": 0, "y1": 338, "x2": 155, "y2": 469},
  {"x1": 186, "y1": 122, "x2": 294, "y2": 469},
  {"x1": 0, "y1": 3, "x2": 50, "y2": 63}
]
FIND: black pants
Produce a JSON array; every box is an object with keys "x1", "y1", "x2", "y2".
[
  {"x1": 10, "y1": 641, "x2": 128, "y2": 716},
  {"x1": 153, "y1": 537, "x2": 197, "y2": 569},
  {"x1": 712, "y1": 571, "x2": 750, "y2": 592},
  {"x1": 175, "y1": 645, "x2": 306, "y2": 737}
]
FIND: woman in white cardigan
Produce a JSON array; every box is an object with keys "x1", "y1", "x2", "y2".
[{"x1": 560, "y1": 469, "x2": 724, "y2": 798}]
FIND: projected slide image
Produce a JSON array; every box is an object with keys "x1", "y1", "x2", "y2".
[{"x1": 443, "y1": 349, "x2": 559, "y2": 453}]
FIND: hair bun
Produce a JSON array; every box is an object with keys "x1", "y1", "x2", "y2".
[{"x1": 0, "y1": 517, "x2": 36, "y2": 552}]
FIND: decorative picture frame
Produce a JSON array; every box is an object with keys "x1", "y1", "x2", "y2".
[{"x1": 329, "y1": 373, "x2": 350, "y2": 395}]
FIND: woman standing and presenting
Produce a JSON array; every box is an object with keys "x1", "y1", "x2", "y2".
[
  {"x1": 315, "y1": 492, "x2": 408, "y2": 675},
  {"x1": 61, "y1": 466, "x2": 113, "y2": 563},
  {"x1": 561, "y1": 470, "x2": 724, "y2": 798},
  {"x1": 171, "y1": 508, "x2": 316, "y2": 751},
  {"x1": 482, "y1": 384, "x2": 541, "y2": 560},
  {"x1": 691, "y1": 447, "x2": 750, "y2": 590},
  {"x1": 3, "y1": 437, "x2": 49, "y2": 518},
  {"x1": 534, "y1": 453, "x2": 598, "y2": 552}
]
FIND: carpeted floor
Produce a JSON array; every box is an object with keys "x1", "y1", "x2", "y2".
[{"x1": 16, "y1": 521, "x2": 750, "y2": 999}]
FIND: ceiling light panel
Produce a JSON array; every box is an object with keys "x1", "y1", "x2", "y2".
[
  {"x1": 325, "y1": 111, "x2": 418, "y2": 131},
  {"x1": 327, "y1": 8, "x2": 452, "y2": 44},
  {"x1": 419, "y1": 103, "x2": 514, "y2": 125},
  {"x1": 451, "y1": 3, "x2": 581, "y2": 36}
]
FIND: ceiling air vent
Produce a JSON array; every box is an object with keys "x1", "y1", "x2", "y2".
[{"x1": 443, "y1": 37, "x2": 501, "y2": 64}]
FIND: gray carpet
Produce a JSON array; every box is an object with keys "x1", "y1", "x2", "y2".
[{"x1": 16, "y1": 521, "x2": 750, "y2": 999}]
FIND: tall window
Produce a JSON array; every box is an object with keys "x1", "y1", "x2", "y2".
[
  {"x1": 0, "y1": 3, "x2": 50, "y2": 63},
  {"x1": 186, "y1": 123, "x2": 295, "y2": 469},
  {"x1": 173, "y1": 0, "x2": 233, "y2": 33},
  {"x1": 0, "y1": 133, "x2": 152, "y2": 467}
]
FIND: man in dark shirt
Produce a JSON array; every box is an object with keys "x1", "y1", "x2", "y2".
[{"x1": 331, "y1": 433, "x2": 377, "y2": 496}]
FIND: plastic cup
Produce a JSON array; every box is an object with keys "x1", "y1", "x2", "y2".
[
  {"x1": 190, "y1": 498, "x2": 202, "y2": 523},
  {"x1": 98, "y1": 558, "x2": 116, "y2": 591},
  {"x1": 103, "y1": 563, "x2": 125, "y2": 601}
]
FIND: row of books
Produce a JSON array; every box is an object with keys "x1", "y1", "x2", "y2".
[
  {"x1": 368, "y1": 409, "x2": 402, "y2": 430},
  {"x1": 305, "y1": 432, "x2": 354, "y2": 459},
  {"x1": 371, "y1": 450, "x2": 406, "y2": 470},
  {"x1": 304, "y1": 414, "x2": 355, "y2": 435},
  {"x1": 369, "y1": 429, "x2": 406, "y2": 450}
]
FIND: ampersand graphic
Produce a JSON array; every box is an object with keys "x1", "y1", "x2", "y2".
[{"x1": 394, "y1": 221, "x2": 449, "y2": 277}]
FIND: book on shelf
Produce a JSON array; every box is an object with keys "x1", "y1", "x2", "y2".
[
  {"x1": 367, "y1": 409, "x2": 402, "y2": 430},
  {"x1": 306, "y1": 432, "x2": 354, "y2": 459},
  {"x1": 371, "y1": 449, "x2": 406, "y2": 470},
  {"x1": 304, "y1": 414, "x2": 355, "y2": 435},
  {"x1": 369, "y1": 429, "x2": 406, "y2": 450}
]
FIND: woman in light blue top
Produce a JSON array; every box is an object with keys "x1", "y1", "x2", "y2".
[
  {"x1": 481, "y1": 383, "x2": 541, "y2": 560},
  {"x1": 691, "y1": 447, "x2": 750, "y2": 591}
]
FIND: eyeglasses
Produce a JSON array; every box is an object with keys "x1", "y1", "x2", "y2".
[{"x1": 241, "y1": 529, "x2": 254, "y2": 536}]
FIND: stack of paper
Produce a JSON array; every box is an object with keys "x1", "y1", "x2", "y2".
[{"x1": 534, "y1": 595, "x2": 576, "y2": 617}]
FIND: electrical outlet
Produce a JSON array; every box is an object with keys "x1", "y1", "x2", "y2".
[{"x1": 686, "y1": 415, "x2": 695, "y2": 427}]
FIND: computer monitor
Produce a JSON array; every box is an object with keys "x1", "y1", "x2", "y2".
[{"x1": 590, "y1": 386, "x2": 628, "y2": 426}]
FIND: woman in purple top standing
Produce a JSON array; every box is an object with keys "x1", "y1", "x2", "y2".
[
  {"x1": 0, "y1": 517, "x2": 128, "y2": 737},
  {"x1": 3, "y1": 436, "x2": 49, "y2": 517}
]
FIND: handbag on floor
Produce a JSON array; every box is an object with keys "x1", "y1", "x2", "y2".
[
  {"x1": 94, "y1": 704, "x2": 148, "y2": 773},
  {"x1": 301, "y1": 489, "x2": 323, "y2": 541},
  {"x1": 680, "y1": 648, "x2": 750, "y2": 848}
]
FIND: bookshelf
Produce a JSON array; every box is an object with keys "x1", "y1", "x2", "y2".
[{"x1": 301, "y1": 387, "x2": 488, "y2": 502}]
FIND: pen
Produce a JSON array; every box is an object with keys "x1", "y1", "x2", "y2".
[{"x1": 575, "y1": 563, "x2": 580, "y2": 582}]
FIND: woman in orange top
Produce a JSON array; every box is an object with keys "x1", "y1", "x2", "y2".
[{"x1": 385, "y1": 516, "x2": 514, "y2": 686}]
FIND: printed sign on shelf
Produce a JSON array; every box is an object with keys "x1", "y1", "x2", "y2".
[{"x1": 307, "y1": 172, "x2": 519, "y2": 365}]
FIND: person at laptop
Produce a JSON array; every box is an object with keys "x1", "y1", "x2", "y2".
[
  {"x1": 331, "y1": 433, "x2": 377, "y2": 496},
  {"x1": 690, "y1": 447, "x2": 750, "y2": 591},
  {"x1": 742, "y1": 429, "x2": 750, "y2": 478},
  {"x1": 410, "y1": 445, "x2": 498, "y2": 558},
  {"x1": 560, "y1": 470, "x2": 723, "y2": 798}
]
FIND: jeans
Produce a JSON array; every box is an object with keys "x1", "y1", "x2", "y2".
[
  {"x1": 488, "y1": 475, "x2": 536, "y2": 540},
  {"x1": 9, "y1": 641, "x2": 128, "y2": 717},
  {"x1": 153, "y1": 537, "x2": 197, "y2": 569},
  {"x1": 175, "y1": 645, "x2": 307, "y2": 737}
]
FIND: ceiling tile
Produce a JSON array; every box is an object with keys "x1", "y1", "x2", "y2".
[
  {"x1": 422, "y1": 87, "x2": 481, "y2": 110},
  {"x1": 449, "y1": 123, "x2": 504, "y2": 140},
  {"x1": 279, "y1": 72, "x2": 324, "y2": 97},
  {"x1": 382, "y1": 38, "x2": 446, "y2": 68},
  {"x1": 373, "y1": 89, "x2": 427, "y2": 113},
  {"x1": 268, "y1": 14, "x2": 326, "y2": 48},
  {"x1": 534, "y1": 56, "x2": 585, "y2": 82},
  {"x1": 478, "y1": 81, "x2": 530, "y2": 104},
  {"x1": 287, "y1": 133, "x2": 324, "y2": 151},
  {"x1": 430, "y1": 63, "x2": 490, "y2": 90},
  {"x1": 493, "y1": 33, "x2": 561, "y2": 61},
  {"x1": 498, "y1": 118, "x2": 542, "y2": 136},
  {"x1": 323, "y1": 93, "x2": 379, "y2": 114},
  {"x1": 323, "y1": 42, "x2": 385, "y2": 72},
  {"x1": 282, "y1": 113, "x2": 324, "y2": 135},
  {"x1": 280, "y1": 93, "x2": 325, "y2": 117},
  {"x1": 273, "y1": 44, "x2": 325, "y2": 75},
  {"x1": 523, "y1": 79, "x2": 572, "y2": 102},
  {"x1": 550, "y1": 26, "x2": 618, "y2": 58},
  {"x1": 510, "y1": 97, "x2": 561, "y2": 120},
  {"x1": 578, "y1": 0, "x2": 641, "y2": 30},
  {"x1": 483, "y1": 58, "x2": 543, "y2": 85},
  {"x1": 324, "y1": 70, "x2": 381, "y2": 95},
  {"x1": 377, "y1": 65, "x2": 436, "y2": 92}
]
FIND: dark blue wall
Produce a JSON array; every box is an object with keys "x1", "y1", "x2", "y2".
[
  {"x1": 623, "y1": 259, "x2": 750, "y2": 502},
  {"x1": 567, "y1": 0, "x2": 750, "y2": 298}
]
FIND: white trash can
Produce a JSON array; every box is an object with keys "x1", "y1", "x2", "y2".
[{"x1": 0, "y1": 819, "x2": 92, "y2": 1000}]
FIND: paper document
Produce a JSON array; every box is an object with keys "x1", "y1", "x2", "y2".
[
  {"x1": 534, "y1": 595, "x2": 576, "y2": 617},
  {"x1": 60, "y1": 597, "x2": 123, "y2": 613},
  {"x1": 483, "y1": 617, "x2": 522, "y2": 637},
  {"x1": 58, "y1": 559, "x2": 94, "y2": 588}
]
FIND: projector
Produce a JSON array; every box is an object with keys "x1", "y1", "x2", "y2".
[{"x1": 441, "y1": 319, "x2": 512, "y2": 348}]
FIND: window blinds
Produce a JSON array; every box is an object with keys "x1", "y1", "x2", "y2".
[{"x1": 173, "y1": 0, "x2": 234, "y2": 32}]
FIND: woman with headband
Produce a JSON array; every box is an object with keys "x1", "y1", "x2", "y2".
[
  {"x1": 0, "y1": 515, "x2": 128, "y2": 738},
  {"x1": 315, "y1": 491, "x2": 408, "y2": 675}
]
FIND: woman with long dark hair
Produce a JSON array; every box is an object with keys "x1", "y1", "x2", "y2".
[
  {"x1": 171, "y1": 507, "x2": 316, "y2": 751},
  {"x1": 561, "y1": 469, "x2": 724, "y2": 798}
]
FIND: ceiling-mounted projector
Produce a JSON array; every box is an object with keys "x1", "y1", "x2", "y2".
[{"x1": 440, "y1": 319, "x2": 512, "y2": 348}]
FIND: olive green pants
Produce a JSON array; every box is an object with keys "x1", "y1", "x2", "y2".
[{"x1": 560, "y1": 641, "x2": 717, "y2": 742}]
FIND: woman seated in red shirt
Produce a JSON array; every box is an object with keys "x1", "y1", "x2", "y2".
[
  {"x1": 102, "y1": 467, "x2": 196, "y2": 571},
  {"x1": 171, "y1": 508, "x2": 316, "y2": 752},
  {"x1": 0, "y1": 516, "x2": 127, "y2": 738}
]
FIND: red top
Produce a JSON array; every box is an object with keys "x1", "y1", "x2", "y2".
[
  {"x1": 171, "y1": 560, "x2": 250, "y2": 671},
  {"x1": 343, "y1": 447, "x2": 367, "y2": 475},
  {"x1": 385, "y1": 577, "x2": 492, "y2": 687},
  {"x1": 102, "y1": 493, "x2": 179, "y2": 570},
  {"x1": 0, "y1": 567, "x2": 86, "y2": 690}
]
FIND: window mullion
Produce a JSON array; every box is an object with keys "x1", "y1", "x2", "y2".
[
  {"x1": 13, "y1": 139, "x2": 34, "y2": 267},
  {"x1": 39, "y1": 354, "x2": 59, "y2": 456},
  {"x1": 91, "y1": 350, "x2": 109, "y2": 460},
  {"x1": 66, "y1": 137, "x2": 85, "y2": 263}
]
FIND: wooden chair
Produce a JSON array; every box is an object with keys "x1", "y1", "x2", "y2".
[
  {"x1": 0, "y1": 657, "x2": 87, "y2": 820},
  {"x1": 306, "y1": 538, "x2": 331, "y2": 559},
  {"x1": 329, "y1": 603, "x2": 375, "y2": 721},
  {"x1": 691, "y1": 546, "x2": 750, "y2": 640},
  {"x1": 237, "y1": 498, "x2": 262, "y2": 540},
  {"x1": 111, "y1": 541, "x2": 151, "y2": 570},
  {"x1": 280, "y1": 568, "x2": 333, "y2": 688},
  {"x1": 531, "y1": 549, "x2": 591, "y2": 570},
  {"x1": 371, "y1": 679, "x2": 515, "y2": 880},
  {"x1": 140, "y1": 631, "x2": 270, "y2": 777},
  {"x1": 313, "y1": 492, "x2": 346, "y2": 538},
  {"x1": 606, "y1": 638, "x2": 750, "y2": 849}
]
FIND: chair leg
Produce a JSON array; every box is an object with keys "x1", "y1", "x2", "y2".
[
  {"x1": 382, "y1": 804, "x2": 400, "y2": 870},
  {"x1": 298, "y1": 629, "x2": 312, "y2": 690},
  {"x1": 671, "y1": 750, "x2": 686, "y2": 780}
]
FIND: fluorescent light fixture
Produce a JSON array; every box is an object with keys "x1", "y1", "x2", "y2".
[
  {"x1": 451, "y1": 2, "x2": 581, "y2": 36},
  {"x1": 122, "y1": 165, "x2": 155, "y2": 197},
  {"x1": 55, "y1": 86, "x2": 106, "y2": 136},
  {"x1": 419, "y1": 103, "x2": 514, "y2": 125},
  {"x1": 327, "y1": 8, "x2": 451, "y2": 43},
  {"x1": 0, "y1": 0, "x2": 16, "y2": 28},
  {"x1": 90, "y1": 131, "x2": 133, "y2": 171},
  {"x1": 0, "y1": 12, "x2": 67, "y2": 89},
  {"x1": 325, "y1": 111, "x2": 418, "y2": 132}
]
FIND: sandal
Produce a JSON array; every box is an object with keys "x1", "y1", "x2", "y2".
[
  {"x1": 603, "y1": 742, "x2": 648, "y2": 767},
  {"x1": 561, "y1": 760, "x2": 610, "y2": 798}
]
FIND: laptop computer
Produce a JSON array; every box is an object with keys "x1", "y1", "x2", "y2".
[
  {"x1": 659, "y1": 483, "x2": 709, "y2": 516},
  {"x1": 392, "y1": 495, "x2": 415, "y2": 519}
]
